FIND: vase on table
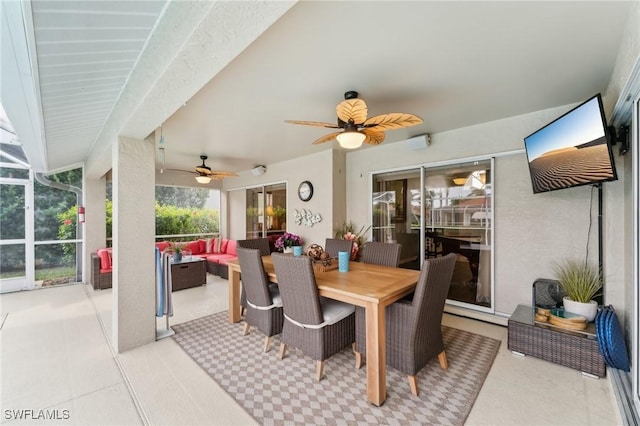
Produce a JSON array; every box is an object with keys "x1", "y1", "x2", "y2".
[{"x1": 283, "y1": 247, "x2": 293, "y2": 254}]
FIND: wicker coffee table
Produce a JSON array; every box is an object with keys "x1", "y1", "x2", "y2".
[{"x1": 507, "y1": 304, "x2": 605, "y2": 378}]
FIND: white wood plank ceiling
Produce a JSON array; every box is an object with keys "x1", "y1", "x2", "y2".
[{"x1": 31, "y1": 0, "x2": 166, "y2": 168}]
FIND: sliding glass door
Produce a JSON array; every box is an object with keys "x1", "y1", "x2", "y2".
[
  {"x1": 245, "y1": 183, "x2": 287, "y2": 239},
  {"x1": 372, "y1": 169, "x2": 421, "y2": 270},
  {"x1": 424, "y1": 160, "x2": 492, "y2": 309},
  {"x1": 372, "y1": 158, "x2": 493, "y2": 312}
]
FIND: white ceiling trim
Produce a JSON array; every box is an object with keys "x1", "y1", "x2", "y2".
[
  {"x1": 0, "y1": 0, "x2": 47, "y2": 171},
  {"x1": 85, "y1": 0, "x2": 298, "y2": 178}
]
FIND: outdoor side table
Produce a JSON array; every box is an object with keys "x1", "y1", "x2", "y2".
[{"x1": 507, "y1": 304, "x2": 605, "y2": 378}]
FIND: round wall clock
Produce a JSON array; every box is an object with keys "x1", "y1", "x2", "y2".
[{"x1": 298, "y1": 180, "x2": 313, "y2": 202}]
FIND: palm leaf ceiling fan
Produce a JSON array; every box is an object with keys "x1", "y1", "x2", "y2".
[
  {"x1": 285, "y1": 91, "x2": 423, "y2": 149},
  {"x1": 169, "y1": 155, "x2": 237, "y2": 184}
]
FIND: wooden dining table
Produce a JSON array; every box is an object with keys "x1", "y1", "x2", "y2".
[{"x1": 226, "y1": 256, "x2": 420, "y2": 406}]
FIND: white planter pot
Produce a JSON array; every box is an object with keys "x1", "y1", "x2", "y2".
[
  {"x1": 283, "y1": 247, "x2": 293, "y2": 254},
  {"x1": 562, "y1": 297, "x2": 598, "y2": 322}
]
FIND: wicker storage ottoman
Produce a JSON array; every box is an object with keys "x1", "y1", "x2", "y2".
[
  {"x1": 171, "y1": 258, "x2": 206, "y2": 291},
  {"x1": 508, "y1": 304, "x2": 605, "y2": 378}
]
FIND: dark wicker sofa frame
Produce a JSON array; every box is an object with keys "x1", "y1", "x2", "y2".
[{"x1": 90, "y1": 253, "x2": 112, "y2": 290}]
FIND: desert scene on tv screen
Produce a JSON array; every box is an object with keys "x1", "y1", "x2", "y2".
[{"x1": 528, "y1": 136, "x2": 614, "y2": 193}]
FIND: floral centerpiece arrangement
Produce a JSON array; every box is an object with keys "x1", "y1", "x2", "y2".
[
  {"x1": 334, "y1": 221, "x2": 371, "y2": 260},
  {"x1": 275, "y1": 232, "x2": 304, "y2": 252}
]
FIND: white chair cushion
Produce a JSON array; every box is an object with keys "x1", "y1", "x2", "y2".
[
  {"x1": 247, "y1": 285, "x2": 282, "y2": 310},
  {"x1": 319, "y1": 298, "x2": 355, "y2": 326},
  {"x1": 284, "y1": 298, "x2": 354, "y2": 330}
]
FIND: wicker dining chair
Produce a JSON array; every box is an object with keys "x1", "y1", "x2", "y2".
[
  {"x1": 237, "y1": 238, "x2": 272, "y2": 256},
  {"x1": 236, "y1": 247, "x2": 284, "y2": 352},
  {"x1": 360, "y1": 242, "x2": 402, "y2": 267},
  {"x1": 324, "y1": 238, "x2": 354, "y2": 258},
  {"x1": 237, "y1": 238, "x2": 272, "y2": 315},
  {"x1": 354, "y1": 252, "x2": 456, "y2": 396},
  {"x1": 353, "y1": 241, "x2": 402, "y2": 359},
  {"x1": 271, "y1": 253, "x2": 355, "y2": 381}
]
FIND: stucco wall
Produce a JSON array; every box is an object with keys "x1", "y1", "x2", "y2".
[
  {"x1": 223, "y1": 149, "x2": 339, "y2": 248},
  {"x1": 603, "y1": 0, "x2": 640, "y2": 119},
  {"x1": 345, "y1": 105, "x2": 625, "y2": 317}
]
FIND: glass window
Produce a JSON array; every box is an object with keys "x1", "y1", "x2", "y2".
[
  {"x1": 0, "y1": 167, "x2": 29, "y2": 179},
  {"x1": 35, "y1": 243, "x2": 77, "y2": 286},
  {"x1": 0, "y1": 244, "x2": 25, "y2": 278},
  {"x1": 0, "y1": 183, "x2": 25, "y2": 240},
  {"x1": 155, "y1": 186, "x2": 220, "y2": 240},
  {"x1": 34, "y1": 169, "x2": 83, "y2": 241}
]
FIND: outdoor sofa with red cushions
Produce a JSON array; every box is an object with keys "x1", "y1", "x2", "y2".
[{"x1": 90, "y1": 237, "x2": 238, "y2": 290}]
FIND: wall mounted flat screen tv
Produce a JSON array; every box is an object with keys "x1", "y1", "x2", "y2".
[{"x1": 524, "y1": 94, "x2": 617, "y2": 194}]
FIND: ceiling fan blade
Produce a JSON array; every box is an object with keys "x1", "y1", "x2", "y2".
[
  {"x1": 312, "y1": 131, "x2": 342, "y2": 145},
  {"x1": 167, "y1": 168, "x2": 196, "y2": 175},
  {"x1": 336, "y1": 99, "x2": 368, "y2": 124},
  {"x1": 210, "y1": 171, "x2": 238, "y2": 177},
  {"x1": 362, "y1": 128, "x2": 386, "y2": 145},
  {"x1": 363, "y1": 113, "x2": 423, "y2": 131},
  {"x1": 285, "y1": 120, "x2": 340, "y2": 128}
]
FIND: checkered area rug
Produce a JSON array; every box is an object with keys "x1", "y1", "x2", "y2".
[{"x1": 172, "y1": 312, "x2": 500, "y2": 425}]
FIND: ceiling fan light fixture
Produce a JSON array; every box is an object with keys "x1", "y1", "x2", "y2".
[
  {"x1": 337, "y1": 130, "x2": 365, "y2": 149},
  {"x1": 195, "y1": 175, "x2": 212, "y2": 184},
  {"x1": 453, "y1": 177, "x2": 467, "y2": 186}
]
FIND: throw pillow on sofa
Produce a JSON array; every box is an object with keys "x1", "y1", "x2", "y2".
[
  {"x1": 219, "y1": 238, "x2": 229, "y2": 254},
  {"x1": 97, "y1": 248, "x2": 113, "y2": 272},
  {"x1": 155, "y1": 241, "x2": 171, "y2": 252},
  {"x1": 226, "y1": 239, "x2": 237, "y2": 256},
  {"x1": 185, "y1": 240, "x2": 202, "y2": 255}
]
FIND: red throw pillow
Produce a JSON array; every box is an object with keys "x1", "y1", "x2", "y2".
[
  {"x1": 186, "y1": 240, "x2": 201, "y2": 255},
  {"x1": 220, "y1": 238, "x2": 229, "y2": 253},
  {"x1": 97, "y1": 248, "x2": 112, "y2": 270},
  {"x1": 198, "y1": 239, "x2": 206, "y2": 254},
  {"x1": 155, "y1": 241, "x2": 170, "y2": 252},
  {"x1": 226, "y1": 240, "x2": 237, "y2": 256}
]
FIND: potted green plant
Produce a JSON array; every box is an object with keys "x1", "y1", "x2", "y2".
[
  {"x1": 165, "y1": 243, "x2": 183, "y2": 262},
  {"x1": 554, "y1": 259, "x2": 602, "y2": 321}
]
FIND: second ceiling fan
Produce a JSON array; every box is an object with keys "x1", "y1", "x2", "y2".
[
  {"x1": 168, "y1": 155, "x2": 237, "y2": 184},
  {"x1": 285, "y1": 91, "x2": 423, "y2": 149}
]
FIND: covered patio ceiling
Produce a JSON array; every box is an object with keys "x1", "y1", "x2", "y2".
[{"x1": 1, "y1": 1, "x2": 634, "y2": 180}]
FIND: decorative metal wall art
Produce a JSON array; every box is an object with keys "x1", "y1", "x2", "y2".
[{"x1": 294, "y1": 209, "x2": 322, "y2": 227}]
